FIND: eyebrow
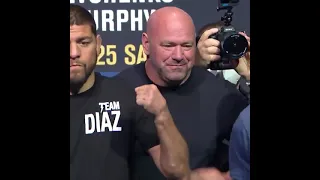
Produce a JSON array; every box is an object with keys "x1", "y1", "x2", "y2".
[
  {"x1": 161, "y1": 41, "x2": 193, "y2": 45},
  {"x1": 77, "y1": 36, "x2": 93, "y2": 41}
]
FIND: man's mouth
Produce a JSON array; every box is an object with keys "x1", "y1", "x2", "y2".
[
  {"x1": 70, "y1": 64, "x2": 82, "y2": 67},
  {"x1": 167, "y1": 64, "x2": 186, "y2": 66}
]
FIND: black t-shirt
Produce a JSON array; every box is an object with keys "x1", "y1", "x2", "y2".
[
  {"x1": 70, "y1": 73, "x2": 159, "y2": 180},
  {"x1": 116, "y1": 63, "x2": 248, "y2": 180}
]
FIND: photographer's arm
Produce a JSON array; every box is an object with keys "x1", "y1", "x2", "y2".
[{"x1": 234, "y1": 32, "x2": 250, "y2": 81}]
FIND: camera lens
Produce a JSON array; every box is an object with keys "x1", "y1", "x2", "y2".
[{"x1": 222, "y1": 34, "x2": 248, "y2": 59}]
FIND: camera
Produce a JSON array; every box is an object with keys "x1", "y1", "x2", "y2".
[{"x1": 208, "y1": 0, "x2": 248, "y2": 70}]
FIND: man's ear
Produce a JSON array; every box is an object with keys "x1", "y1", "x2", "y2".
[
  {"x1": 96, "y1": 34, "x2": 102, "y2": 55},
  {"x1": 141, "y1": 32, "x2": 150, "y2": 56}
]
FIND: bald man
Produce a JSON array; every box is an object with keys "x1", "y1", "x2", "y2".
[
  {"x1": 70, "y1": 4, "x2": 191, "y2": 180},
  {"x1": 116, "y1": 6, "x2": 248, "y2": 180}
]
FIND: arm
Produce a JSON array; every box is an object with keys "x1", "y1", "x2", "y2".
[
  {"x1": 154, "y1": 90, "x2": 247, "y2": 180},
  {"x1": 229, "y1": 106, "x2": 250, "y2": 180},
  {"x1": 135, "y1": 84, "x2": 190, "y2": 180},
  {"x1": 148, "y1": 109, "x2": 190, "y2": 179}
]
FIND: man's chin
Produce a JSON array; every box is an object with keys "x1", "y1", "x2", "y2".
[
  {"x1": 165, "y1": 73, "x2": 188, "y2": 83},
  {"x1": 70, "y1": 76, "x2": 87, "y2": 95},
  {"x1": 70, "y1": 75, "x2": 86, "y2": 85}
]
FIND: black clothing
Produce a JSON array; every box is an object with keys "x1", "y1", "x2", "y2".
[
  {"x1": 70, "y1": 73, "x2": 159, "y2": 180},
  {"x1": 117, "y1": 63, "x2": 248, "y2": 180}
]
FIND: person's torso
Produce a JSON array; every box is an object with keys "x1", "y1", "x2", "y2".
[
  {"x1": 70, "y1": 73, "x2": 137, "y2": 180},
  {"x1": 229, "y1": 105, "x2": 250, "y2": 180},
  {"x1": 117, "y1": 64, "x2": 246, "y2": 180}
]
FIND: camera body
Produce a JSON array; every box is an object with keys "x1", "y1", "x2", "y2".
[{"x1": 208, "y1": 0, "x2": 248, "y2": 70}]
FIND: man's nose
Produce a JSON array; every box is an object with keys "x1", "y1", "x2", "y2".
[
  {"x1": 70, "y1": 43, "x2": 80, "y2": 59},
  {"x1": 172, "y1": 45, "x2": 183, "y2": 61}
]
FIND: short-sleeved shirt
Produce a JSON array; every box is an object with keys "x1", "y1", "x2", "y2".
[
  {"x1": 116, "y1": 62, "x2": 248, "y2": 180},
  {"x1": 70, "y1": 73, "x2": 159, "y2": 180},
  {"x1": 229, "y1": 105, "x2": 250, "y2": 180}
]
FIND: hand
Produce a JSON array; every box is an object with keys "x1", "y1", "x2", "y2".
[
  {"x1": 135, "y1": 84, "x2": 168, "y2": 116},
  {"x1": 191, "y1": 168, "x2": 229, "y2": 180},
  {"x1": 235, "y1": 32, "x2": 250, "y2": 80},
  {"x1": 197, "y1": 28, "x2": 221, "y2": 66}
]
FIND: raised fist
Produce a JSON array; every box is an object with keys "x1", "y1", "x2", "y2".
[{"x1": 135, "y1": 84, "x2": 168, "y2": 116}]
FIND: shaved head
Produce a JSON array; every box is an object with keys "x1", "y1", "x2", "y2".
[
  {"x1": 147, "y1": 6, "x2": 195, "y2": 39},
  {"x1": 142, "y1": 7, "x2": 196, "y2": 87}
]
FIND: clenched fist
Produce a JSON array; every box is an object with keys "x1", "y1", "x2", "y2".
[{"x1": 135, "y1": 84, "x2": 168, "y2": 116}]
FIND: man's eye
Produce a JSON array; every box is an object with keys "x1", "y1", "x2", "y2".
[
  {"x1": 183, "y1": 44, "x2": 193, "y2": 47},
  {"x1": 81, "y1": 42, "x2": 90, "y2": 45},
  {"x1": 162, "y1": 44, "x2": 174, "y2": 47}
]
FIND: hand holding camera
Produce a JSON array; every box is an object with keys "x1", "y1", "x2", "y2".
[
  {"x1": 197, "y1": 29, "x2": 250, "y2": 72},
  {"x1": 196, "y1": 0, "x2": 249, "y2": 71},
  {"x1": 197, "y1": 28, "x2": 221, "y2": 66}
]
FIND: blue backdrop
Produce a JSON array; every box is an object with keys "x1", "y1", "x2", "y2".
[{"x1": 70, "y1": 0, "x2": 250, "y2": 77}]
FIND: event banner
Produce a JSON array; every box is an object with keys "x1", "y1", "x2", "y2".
[{"x1": 70, "y1": 0, "x2": 250, "y2": 77}]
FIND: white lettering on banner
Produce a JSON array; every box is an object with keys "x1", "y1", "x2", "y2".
[
  {"x1": 117, "y1": 10, "x2": 129, "y2": 31},
  {"x1": 70, "y1": 0, "x2": 174, "y2": 31},
  {"x1": 70, "y1": 0, "x2": 173, "y2": 3},
  {"x1": 88, "y1": 9, "x2": 156, "y2": 31}
]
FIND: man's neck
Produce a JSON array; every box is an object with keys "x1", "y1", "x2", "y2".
[{"x1": 70, "y1": 72, "x2": 95, "y2": 95}]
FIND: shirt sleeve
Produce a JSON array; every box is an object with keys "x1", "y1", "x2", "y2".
[
  {"x1": 133, "y1": 105, "x2": 160, "y2": 152},
  {"x1": 229, "y1": 106, "x2": 250, "y2": 180}
]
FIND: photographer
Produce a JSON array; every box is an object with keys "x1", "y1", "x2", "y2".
[
  {"x1": 192, "y1": 21, "x2": 250, "y2": 176},
  {"x1": 196, "y1": 21, "x2": 250, "y2": 101}
]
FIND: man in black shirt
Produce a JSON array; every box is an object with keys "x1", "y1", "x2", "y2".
[
  {"x1": 70, "y1": 4, "x2": 190, "y2": 180},
  {"x1": 116, "y1": 6, "x2": 248, "y2": 180}
]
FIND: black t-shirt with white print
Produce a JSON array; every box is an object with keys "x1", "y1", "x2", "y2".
[{"x1": 70, "y1": 73, "x2": 159, "y2": 180}]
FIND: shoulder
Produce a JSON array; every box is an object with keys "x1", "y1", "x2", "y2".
[
  {"x1": 98, "y1": 73, "x2": 127, "y2": 88},
  {"x1": 116, "y1": 63, "x2": 148, "y2": 88},
  {"x1": 235, "y1": 105, "x2": 250, "y2": 132},
  {"x1": 96, "y1": 73, "x2": 137, "y2": 105},
  {"x1": 117, "y1": 63, "x2": 145, "y2": 80},
  {"x1": 238, "y1": 105, "x2": 250, "y2": 131},
  {"x1": 239, "y1": 105, "x2": 250, "y2": 119},
  {"x1": 192, "y1": 66, "x2": 237, "y2": 92},
  {"x1": 100, "y1": 75, "x2": 136, "y2": 94},
  {"x1": 193, "y1": 67, "x2": 246, "y2": 105},
  {"x1": 96, "y1": 74, "x2": 144, "y2": 120}
]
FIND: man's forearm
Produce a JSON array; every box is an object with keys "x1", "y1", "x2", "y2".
[{"x1": 155, "y1": 109, "x2": 190, "y2": 179}]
